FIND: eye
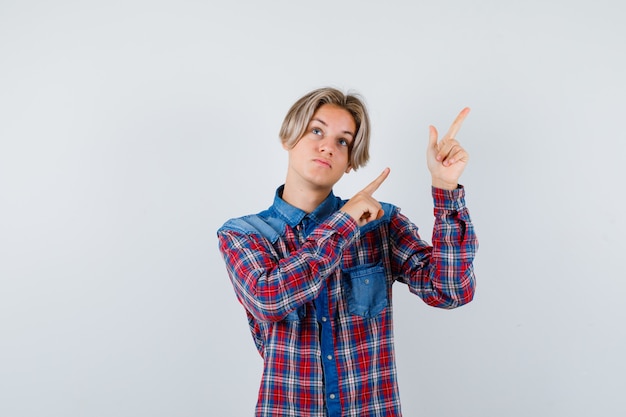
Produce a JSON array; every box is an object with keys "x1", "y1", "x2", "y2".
[
  {"x1": 312, "y1": 127, "x2": 323, "y2": 136},
  {"x1": 338, "y1": 138, "x2": 349, "y2": 147}
]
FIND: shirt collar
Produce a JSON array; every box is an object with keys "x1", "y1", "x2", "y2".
[{"x1": 272, "y1": 185, "x2": 340, "y2": 227}]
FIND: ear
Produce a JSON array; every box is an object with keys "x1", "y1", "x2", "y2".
[{"x1": 344, "y1": 165, "x2": 352, "y2": 174}]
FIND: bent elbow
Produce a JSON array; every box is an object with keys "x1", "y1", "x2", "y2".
[
  {"x1": 248, "y1": 302, "x2": 305, "y2": 323},
  {"x1": 246, "y1": 290, "x2": 305, "y2": 323},
  {"x1": 425, "y1": 267, "x2": 476, "y2": 309},
  {"x1": 447, "y1": 283, "x2": 475, "y2": 309}
]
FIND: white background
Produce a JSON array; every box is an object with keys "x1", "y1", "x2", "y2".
[{"x1": 1, "y1": 1, "x2": 624, "y2": 416}]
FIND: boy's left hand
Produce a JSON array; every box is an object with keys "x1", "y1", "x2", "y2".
[{"x1": 427, "y1": 107, "x2": 471, "y2": 190}]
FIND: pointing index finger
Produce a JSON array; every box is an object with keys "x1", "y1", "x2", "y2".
[
  {"x1": 444, "y1": 107, "x2": 471, "y2": 139},
  {"x1": 361, "y1": 167, "x2": 390, "y2": 195}
]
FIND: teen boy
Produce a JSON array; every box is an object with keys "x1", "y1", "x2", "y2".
[{"x1": 217, "y1": 87, "x2": 478, "y2": 417}]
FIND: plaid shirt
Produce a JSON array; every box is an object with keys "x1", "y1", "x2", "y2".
[{"x1": 217, "y1": 185, "x2": 477, "y2": 417}]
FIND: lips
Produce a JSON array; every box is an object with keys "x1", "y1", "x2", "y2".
[{"x1": 313, "y1": 158, "x2": 332, "y2": 168}]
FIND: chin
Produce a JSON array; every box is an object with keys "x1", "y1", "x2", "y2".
[{"x1": 307, "y1": 175, "x2": 340, "y2": 190}]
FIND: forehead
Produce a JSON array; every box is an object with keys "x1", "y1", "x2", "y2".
[{"x1": 311, "y1": 104, "x2": 356, "y2": 131}]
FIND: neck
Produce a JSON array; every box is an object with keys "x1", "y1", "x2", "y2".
[{"x1": 281, "y1": 181, "x2": 331, "y2": 214}]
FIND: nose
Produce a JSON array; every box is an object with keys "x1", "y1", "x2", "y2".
[{"x1": 319, "y1": 137, "x2": 335, "y2": 155}]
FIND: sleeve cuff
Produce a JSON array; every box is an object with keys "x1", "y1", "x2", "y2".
[
  {"x1": 432, "y1": 184, "x2": 467, "y2": 211},
  {"x1": 329, "y1": 210, "x2": 360, "y2": 243}
]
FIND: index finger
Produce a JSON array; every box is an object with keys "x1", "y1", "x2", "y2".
[
  {"x1": 361, "y1": 167, "x2": 390, "y2": 195},
  {"x1": 444, "y1": 107, "x2": 471, "y2": 139}
]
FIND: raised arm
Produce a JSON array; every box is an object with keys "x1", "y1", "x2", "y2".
[
  {"x1": 218, "y1": 211, "x2": 358, "y2": 322},
  {"x1": 393, "y1": 108, "x2": 477, "y2": 308}
]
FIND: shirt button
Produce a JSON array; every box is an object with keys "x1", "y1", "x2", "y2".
[
  {"x1": 329, "y1": 394, "x2": 336, "y2": 399},
  {"x1": 327, "y1": 355, "x2": 333, "y2": 360},
  {"x1": 321, "y1": 316, "x2": 327, "y2": 322},
  {"x1": 365, "y1": 279, "x2": 370, "y2": 284}
]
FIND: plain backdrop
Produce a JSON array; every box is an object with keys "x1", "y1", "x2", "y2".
[{"x1": 1, "y1": 1, "x2": 624, "y2": 416}]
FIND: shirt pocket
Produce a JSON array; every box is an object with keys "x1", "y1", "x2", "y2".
[{"x1": 343, "y1": 263, "x2": 388, "y2": 318}]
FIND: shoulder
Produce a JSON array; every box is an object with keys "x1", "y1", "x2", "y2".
[{"x1": 217, "y1": 209, "x2": 285, "y2": 244}]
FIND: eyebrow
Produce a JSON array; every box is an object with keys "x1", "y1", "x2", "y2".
[{"x1": 311, "y1": 118, "x2": 355, "y2": 138}]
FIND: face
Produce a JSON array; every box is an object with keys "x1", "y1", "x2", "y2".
[{"x1": 284, "y1": 104, "x2": 356, "y2": 192}]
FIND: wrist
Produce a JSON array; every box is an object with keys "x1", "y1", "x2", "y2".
[{"x1": 431, "y1": 178, "x2": 458, "y2": 190}]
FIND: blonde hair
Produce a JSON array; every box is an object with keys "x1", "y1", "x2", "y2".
[{"x1": 279, "y1": 87, "x2": 370, "y2": 171}]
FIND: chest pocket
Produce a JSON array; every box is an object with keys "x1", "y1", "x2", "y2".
[{"x1": 343, "y1": 263, "x2": 388, "y2": 318}]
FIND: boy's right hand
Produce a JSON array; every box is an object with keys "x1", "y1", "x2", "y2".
[{"x1": 340, "y1": 168, "x2": 390, "y2": 227}]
